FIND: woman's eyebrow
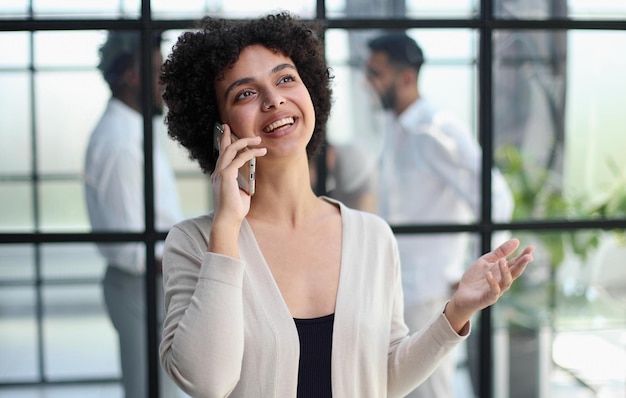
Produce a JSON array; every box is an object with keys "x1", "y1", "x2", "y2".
[
  {"x1": 271, "y1": 63, "x2": 296, "y2": 74},
  {"x1": 224, "y1": 77, "x2": 253, "y2": 100},
  {"x1": 223, "y1": 63, "x2": 297, "y2": 100}
]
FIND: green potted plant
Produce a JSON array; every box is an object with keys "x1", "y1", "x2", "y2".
[{"x1": 493, "y1": 145, "x2": 626, "y2": 397}]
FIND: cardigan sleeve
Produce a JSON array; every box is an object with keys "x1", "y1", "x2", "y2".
[
  {"x1": 159, "y1": 219, "x2": 246, "y2": 397},
  {"x1": 385, "y1": 232, "x2": 469, "y2": 398}
]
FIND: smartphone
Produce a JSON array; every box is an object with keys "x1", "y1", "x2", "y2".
[{"x1": 213, "y1": 123, "x2": 256, "y2": 196}]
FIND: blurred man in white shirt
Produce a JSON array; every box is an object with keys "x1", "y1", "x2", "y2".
[
  {"x1": 84, "y1": 31, "x2": 185, "y2": 398},
  {"x1": 366, "y1": 32, "x2": 514, "y2": 398}
]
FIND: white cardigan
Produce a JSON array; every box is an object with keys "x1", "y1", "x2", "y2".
[{"x1": 159, "y1": 199, "x2": 467, "y2": 397}]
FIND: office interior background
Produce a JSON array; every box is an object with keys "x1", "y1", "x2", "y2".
[{"x1": 1, "y1": 0, "x2": 625, "y2": 397}]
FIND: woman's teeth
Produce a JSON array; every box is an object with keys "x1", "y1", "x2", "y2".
[{"x1": 264, "y1": 117, "x2": 294, "y2": 133}]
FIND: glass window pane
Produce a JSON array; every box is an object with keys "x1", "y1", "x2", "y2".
[
  {"x1": 569, "y1": 0, "x2": 626, "y2": 19},
  {"x1": 494, "y1": 0, "x2": 566, "y2": 19},
  {"x1": 0, "y1": 244, "x2": 35, "y2": 282},
  {"x1": 407, "y1": 0, "x2": 477, "y2": 18},
  {"x1": 325, "y1": 28, "x2": 477, "y2": 142},
  {"x1": 35, "y1": 71, "x2": 108, "y2": 175},
  {"x1": 0, "y1": 182, "x2": 34, "y2": 232},
  {"x1": 151, "y1": 0, "x2": 211, "y2": 19},
  {"x1": 565, "y1": 30, "x2": 626, "y2": 220},
  {"x1": 324, "y1": 29, "x2": 501, "y2": 223},
  {"x1": 421, "y1": 65, "x2": 476, "y2": 136},
  {"x1": 163, "y1": 122, "x2": 203, "y2": 173},
  {"x1": 322, "y1": 29, "x2": 391, "y2": 210},
  {"x1": 414, "y1": 29, "x2": 476, "y2": 59},
  {"x1": 393, "y1": 232, "x2": 480, "y2": 396},
  {"x1": 494, "y1": 230, "x2": 626, "y2": 397},
  {"x1": 162, "y1": 112, "x2": 210, "y2": 218},
  {"x1": 329, "y1": 0, "x2": 477, "y2": 18},
  {"x1": 329, "y1": 0, "x2": 399, "y2": 18},
  {"x1": 0, "y1": 0, "x2": 29, "y2": 19},
  {"x1": 495, "y1": 0, "x2": 626, "y2": 20},
  {"x1": 177, "y1": 178, "x2": 211, "y2": 219},
  {"x1": 31, "y1": 0, "x2": 140, "y2": 19},
  {"x1": 0, "y1": 72, "x2": 32, "y2": 175},
  {"x1": 42, "y1": 284, "x2": 119, "y2": 380},
  {"x1": 0, "y1": 32, "x2": 30, "y2": 67},
  {"x1": 41, "y1": 244, "x2": 105, "y2": 280},
  {"x1": 494, "y1": 30, "x2": 626, "y2": 222},
  {"x1": 156, "y1": 1, "x2": 316, "y2": 19},
  {"x1": 32, "y1": 31, "x2": 109, "y2": 177},
  {"x1": 0, "y1": 286, "x2": 39, "y2": 382},
  {"x1": 219, "y1": 1, "x2": 315, "y2": 19},
  {"x1": 407, "y1": 29, "x2": 478, "y2": 135},
  {"x1": 34, "y1": 31, "x2": 104, "y2": 68},
  {"x1": 39, "y1": 181, "x2": 89, "y2": 231}
]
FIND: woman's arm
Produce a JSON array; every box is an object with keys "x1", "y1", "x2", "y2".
[{"x1": 159, "y1": 223, "x2": 246, "y2": 397}]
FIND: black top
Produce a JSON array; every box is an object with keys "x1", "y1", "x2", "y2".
[{"x1": 294, "y1": 313, "x2": 335, "y2": 398}]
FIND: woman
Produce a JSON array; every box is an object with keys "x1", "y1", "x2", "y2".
[{"x1": 158, "y1": 11, "x2": 534, "y2": 398}]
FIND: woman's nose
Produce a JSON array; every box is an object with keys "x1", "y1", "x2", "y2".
[{"x1": 261, "y1": 91, "x2": 285, "y2": 110}]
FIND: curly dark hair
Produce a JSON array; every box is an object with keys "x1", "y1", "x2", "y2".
[{"x1": 161, "y1": 11, "x2": 333, "y2": 174}]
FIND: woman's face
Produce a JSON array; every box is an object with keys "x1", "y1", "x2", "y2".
[{"x1": 214, "y1": 44, "x2": 316, "y2": 159}]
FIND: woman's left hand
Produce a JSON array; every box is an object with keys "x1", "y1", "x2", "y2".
[{"x1": 444, "y1": 238, "x2": 534, "y2": 333}]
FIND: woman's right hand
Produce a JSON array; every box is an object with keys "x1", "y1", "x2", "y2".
[
  {"x1": 209, "y1": 124, "x2": 266, "y2": 256},
  {"x1": 211, "y1": 124, "x2": 261, "y2": 220}
]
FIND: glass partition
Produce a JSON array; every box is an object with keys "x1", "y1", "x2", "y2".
[
  {"x1": 495, "y1": 0, "x2": 626, "y2": 20},
  {"x1": 0, "y1": 285, "x2": 39, "y2": 382},
  {"x1": 493, "y1": 230, "x2": 626, "y2": 397},
  {"x1": 325, "y1": 27, "x2": 478, "y2": 143},
  {"x1": 328, "y1": 0, "x2": 478, "y2": 18},
  {"x1": 323, "y1": 28, "x2": 495, "y2": 221},
  {"x1": 493, "y1": 29, "x2": 626, "y2": 222},
  {"x1": 0, "y1": 23, "x2": 208, "y2": 397},
  {"x1": 28, "y1": 0, "x2": 140, "y2": 19},
  {"x1": 0, "y1": 87, "x2": 31, "y2": 174},
  {"x1": 0, "y1": 182, "x2": 33, "y2": 232},
  {"x1": 153, "y1": 0, "x2": 316, "y2": 19}
]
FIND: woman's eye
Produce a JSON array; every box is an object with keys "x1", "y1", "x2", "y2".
[
  {"x1": 235, "y1": 89, "x2": 255, "y2": 101},
  {"x1": 278, "y1": 75, "x2": 296, "y2": 84}
]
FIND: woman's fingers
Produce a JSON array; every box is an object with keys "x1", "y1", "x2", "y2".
[
  {"x1": 228, "y1": 136, "x2": 263, "y2": 157},
  {"x1": 214, "y1": 124, "x2": 265, "y2": 180},
  {"x1": 482, "y1": 238, "x2": 520, "y2": 263},
  {"x1": 507, "y1": 246, "x2": 535, "y2": 279},
  {"x1": 498, "y1": 258, "x2": 513, "y2": 294},
  {"x1": 484, "y1": 244, "x2": 534, "y2": 300},
  {"x1": 482, "y1": 240, "x2": 535, "y2": 280},
  {"x1": 216, "y1": 129, "x2": 262, "y2": 165}
]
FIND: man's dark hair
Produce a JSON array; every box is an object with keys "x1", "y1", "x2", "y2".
[
  {"x1": 367, "y1": 32, "x2": 425, "y2": 73},
  {"x1": 98, "y1": 30, "x2": 163, "y2": 90},
  {"x1": 161, "y1": 11, "x2": 333, "y2": 174}
]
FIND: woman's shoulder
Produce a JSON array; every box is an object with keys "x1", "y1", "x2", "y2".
[
  {"x1": 174, "y1": 212, "x2": 214, "y2": 228},
  {"x1": 167, "y1": 213, "x2": 215, "y2": 243},
  {"x1": 324, "y1": 197, "x2": 393, "y2": 236}
]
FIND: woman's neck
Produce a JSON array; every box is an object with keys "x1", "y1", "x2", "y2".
[{"x1": 247, "y1": 157, "x2": 323, "y2": 228}]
